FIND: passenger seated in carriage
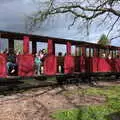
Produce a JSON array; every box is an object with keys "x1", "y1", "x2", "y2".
[
  {"x1": 116, "y1": 55, "x2": 119, "y2": 59},
  {"x1": 6, "y1": 49, "x2": 17, "y2": 75},
  {"x1": 107, "y1": 54, "x2": 112, "y2": 60},
  {"x1": 42, "y1": 49, "x2": 47, "y2": 58},
  {"x1": 57, "y1": 52, "x2": 64, "y2": 73},
  {"x1": 41, "y1": 49, "x2": 48, "y2": 72}
]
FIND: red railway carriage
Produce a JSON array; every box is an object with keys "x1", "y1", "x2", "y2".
[{"x1": 0, "y1": 30, "x2": 120, "y2": 78}]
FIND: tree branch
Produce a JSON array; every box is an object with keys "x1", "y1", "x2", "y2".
[
  {"x1": 68, "y1": 16, "x2": 78, "y2": 30},
  {"x1": 27, "y1": 0, "x2": 120, "y2": 39},
  {"x1": 111, "y1": 35, "x2": 120, "y2": 40},
  {"x1": 107, "y1": 16, "x2": 120, "y2": 37}
]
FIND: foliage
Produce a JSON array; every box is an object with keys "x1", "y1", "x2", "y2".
[
  {"x1": 51, "y1": 85, "x2": 120, "y2": 120},
  {"x1": 97, "y1": 34, "x2": 110, "y2": 46},
  {"x1": 14, "y1": 40, "x2": 23, "y2": 53}
]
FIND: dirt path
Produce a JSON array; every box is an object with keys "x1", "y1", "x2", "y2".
[{"x1": 0, "y1": 81, "x2": 119, "y2": 120}]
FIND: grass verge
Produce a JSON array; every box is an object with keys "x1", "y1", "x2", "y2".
[{"x1": 51, "y1": 85, "x2": 120, "y2": 120}]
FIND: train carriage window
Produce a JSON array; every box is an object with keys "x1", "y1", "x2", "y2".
[
  {"x1": 0, "y1": 38, "x2": 8, "y2": 53},
  {"x1": 71, "y1": 45, "x2": 75, "y2": 56},
  {"x1": 109, "y1": 50, "x2": 113, "y2": 58},
  {"x1": 86, "y1": 48, "x2": 89, "y2": 57},
  {"x1": 29, "y1": 41, "x2": 32, "y2": 54},
  {"x1": 75, "y1": 47, "x2": 81, "y2": 56},
  {"x1": 55, "y1": 44, "x2": 65, "y2": 73},
  {"x1": 15, "y1": 40, "x2": 32, "y2": 54},
  {"x1": 75, "y1": 47, "x2": 78, "y2": 56},
  {"x1": 116, "y1": 50, "x2": 119, "y2": 56},
  {"x1": 55, "y1": 44, "x2": 66, "y2": 56},
  {"x1": 110, "y1": 50, "x2": 112, "y2": 55},
  {"x1": 37, "y1": 42, "x2": 47, "y2": 53},
  {"x1": 102, "y1": 49, "x2": 105, "y2": 54},
  {"x1": 105, "y1": 49, "x2": 109, "y2": 56},
  {"x1": 99, "y1": 49, "x2": 105, "y2": 57},
  {"x1": 90, "y1": 48, "x2": 94, "y2": 57},
  {"x1": 113, "y1": 50, "x2": 116, "y2": 58},
  {"x1": 114, "y1": 50, "x2": 118, "y2": 58},
  {"x1": 79, "y1": 47, "x2": 82, "y2": 56},
  {"x1": 36, "y1": 42, "x2": 48, "y2": 74}
]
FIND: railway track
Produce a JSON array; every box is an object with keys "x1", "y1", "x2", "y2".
[{"x1": 0, "y1": 72, "x2": 120, "y2": 95}]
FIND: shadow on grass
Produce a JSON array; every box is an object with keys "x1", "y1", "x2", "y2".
[{"x1": 106, "y1": 111, "x2": 120, "y2": 120}]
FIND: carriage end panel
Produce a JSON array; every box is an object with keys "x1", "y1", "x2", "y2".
[
  {"x1": 74, "y1": 56, "x2": 80, "y2": 72},
  {"x1": 80, "y1": 56, "x2": 86, "y2": 72},
  {"x1": 89, "y1": 57, "x2": 98, "y2": 72},
  {"x1": 44, "y1": 55, "x2": 57, "y2": 75},
  {"x1": 85, "y1": 57, "x2": 90, "y2": 72},
  {"x1": 18, "y1": 54, "x2": 34, "y2": 76},
  {"x1": 0, "y1": 54, "x2": 7, "y2": 77},
  {"x1": 113, "y1": 59, "x2": 120, "y2": 72},
  {"x1": 64, "y1": 55, "x2": 75, "y2": 74},
  {"x1": 97, "y1": 58, "x2": 112, "y2": 72}
]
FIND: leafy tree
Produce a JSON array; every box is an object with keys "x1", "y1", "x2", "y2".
[
  {"x1": 97, "y1": 34, "x2": 110, "y2": 46},
  {"x1": 14, "y1": 40, "x2": 23, "y2": 53},
  {"x1": 26, "y1": 0, "x2": 120, "y2": 40}
]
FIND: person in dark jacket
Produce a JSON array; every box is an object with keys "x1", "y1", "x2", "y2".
[{"x1": 7, "y1": 49, "x2": 17, "y2": 75}]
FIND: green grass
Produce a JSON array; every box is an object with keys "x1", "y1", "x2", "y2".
[
  {"x1": 51, "y1": 85, "x2": 120, "y2": 120},
  {"x1": 51, "y1": 106, "x2": 114, "y2": 120},
  {"x1": 47, "y1": 76, "x2": 56, "y2": 81}
]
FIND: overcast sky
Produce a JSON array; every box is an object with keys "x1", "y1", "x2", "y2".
[{"x1": 0, "y1": 0, "x2": 120, "y2": 52}]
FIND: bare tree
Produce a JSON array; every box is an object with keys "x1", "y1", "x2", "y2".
[{"x1": 26, "y1": 0, "x2": 120, "y2": 40}]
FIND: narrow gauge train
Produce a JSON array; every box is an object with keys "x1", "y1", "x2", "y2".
[{"x1": 0, "y1": 30, "x2": 120, "y2": 81}]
